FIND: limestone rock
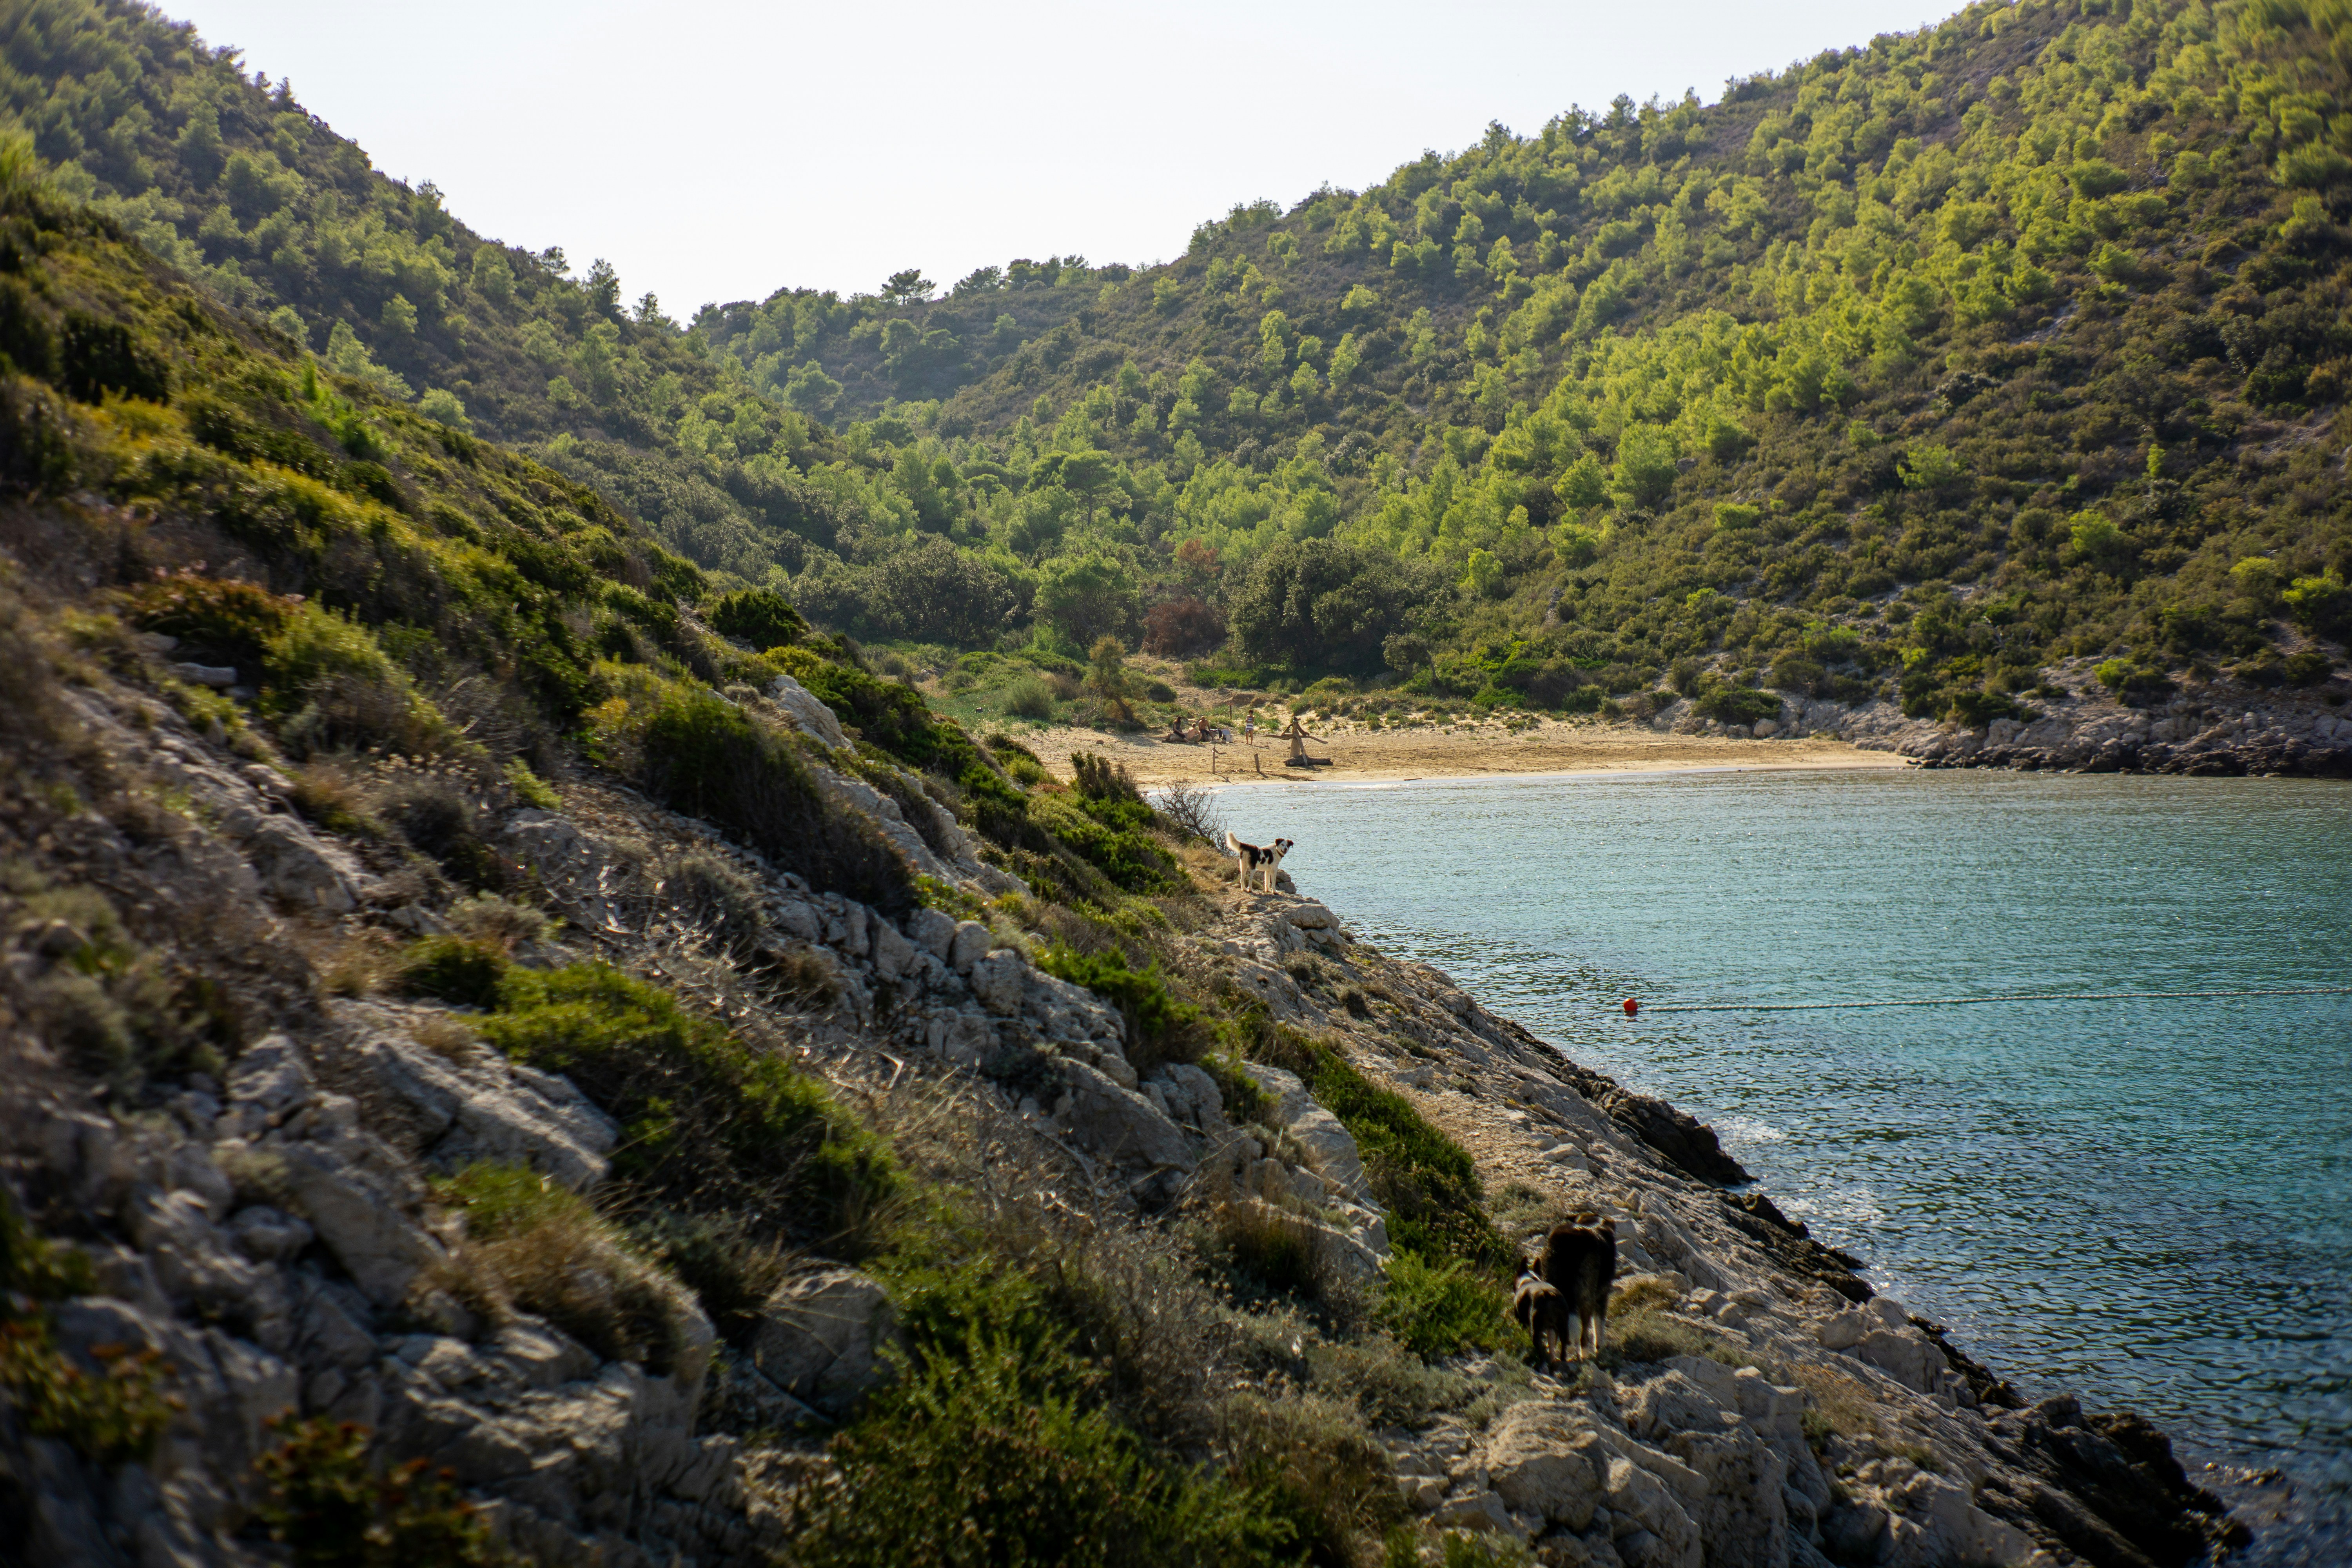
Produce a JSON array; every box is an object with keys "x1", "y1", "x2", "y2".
[
  {"x1": 1241, "y1": 1062, "x2": 1314, "y2": 1126},
  {"x1": 969, "y1": 949, "x2": 1027, "y2": 1014},
  {"x1": 268, "y1": 1140, "x2": 444, "y2": 1306},
  {"x1": 1056, "y1": 1060, "x2": 1194, "y2": 1172},
  {"x1": 244, "y1": 816, "x2": 363, "y2": 911},
  {"x1": 356, "y1": 1016, "x2": 618, "y2": 1190},
  {"x1": 1286, "y1": 1105, "x2": 1371, "y2": 1202},
  {"x1": 949, "y1": 919, "x2": 993, "y2": 974},
  {"x1": 1659, "y1": 1426, "x2": 1789, "y2": 1568},
  {"x1": 908, "y1": 907, "x2": 958, "y2": 962},
  {"x1": 1484, "y1": 1400, "x2": 1607, "y2": 1527},
  {"x1": 1604, "y1": 1454, "x2": 1702, "y2": 1568},
  {"x1": 765, "y1": 672, "x2": 849, "y2": 749},
  {"x1": 749, "y1": 1267, "x2": 900, "y2": 1419}
]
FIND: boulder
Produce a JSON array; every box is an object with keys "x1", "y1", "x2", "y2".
[
  {"x1": 245, "y1": 817, "x2": 362, "y2": 911},
  {"x1": 1853, "y1": 1328, "x2": 1942, "y2": 1393},
  {"x1": 869, "y1": 916, "x2": 916, "y2": 981},
  {"x1": 269, "y1": 1141, "x2": 444, "y2": 1305},
  {"x1": 765, "y1": 673, "x2": 849, "y2": 749},
  {"x1": 1624, "y1": 1367, "x2": 1743, "y2": 1442},
  {"x1": 749, "y1": 1267, "x2": 899, "y2": 1419},
  {"x1": 969, "y1": 949, "x2": 1027, "y2": 1014},
  {"x1": 1604, "y1": 1455, "x2": 1702, "y2": 1568},
  {"x1": 908, "y1": 907, "x2": 958, "y2": 962},
  {"x1": 1286, "y1": 1105, "x2": 1371, "y2": 1203},
  {"x1": 1241, "y1": 1063, "x2": 1315, "y2": 1126},
  {"x1": 1659, "y1": 1426, "x2": 1790, "y2": 1568},
  {"x1": 949, "y1": 920, "x2": 993, "y2": 975},
  {"x1": 1057, "y1": 1060, "x2": 1194, "y2": 1172},
  {"x1": 1484, "y1": 1400, "x2": 1607, "y2": 1527},
  {"x1": 358, "y1": 1021, "x2": 618, "y2": 1190}
]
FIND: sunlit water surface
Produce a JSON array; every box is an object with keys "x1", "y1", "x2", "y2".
[{"x1": 1221, "y1": 767, "x2": 2351, "y2": 1554}]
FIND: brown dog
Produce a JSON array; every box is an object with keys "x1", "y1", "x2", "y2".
[
  {"x1": 1541, "y1": 1213, "x2": 1618, "y2": 1360},
  {"x1": 1512, "y1": 1261, "x2": 1568, "y2": 1370}
]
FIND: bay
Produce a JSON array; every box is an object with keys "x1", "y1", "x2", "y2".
[{"x1": 1226, "y1": 766, "x2": 2352, "y2": 1548}]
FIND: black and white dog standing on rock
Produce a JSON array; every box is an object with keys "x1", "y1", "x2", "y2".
[{"x1": 1225, "y1": 831, "x2": 1294, "y2": 893}]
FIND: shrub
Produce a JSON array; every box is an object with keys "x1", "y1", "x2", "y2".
[
  {"x1": 1154, "y1": 780, "x2": 1225, "y2": 844},
  {"x1": 1693, "y1": 683, "x2": 1780, "y2": 725},
  {"x1": 706, "y1": 586, "x2": 808, "y2": 650},
  {"x1": 1946, "y1": 688, "x2": 2022, "y2": 727},
  {"x1": 503, "y1": 756, "x2": 559, "y2": 809},
  {"x1": 634, "y1": 685, "x2": 915, "y2": 916},
  {"x1": 479, "y1": 962, "x2": 897, "y2": 1242},
  {"x1": 1375, "y1": 1252, "x2": 1512, "y2": 1359},
  {"x1": 1256, "y1": 1029, "x2": 1511, "y2": 1276},
  {"x1": 2094, "y1": 658, "x2": 2171, "y2": 698},
  {"x1": 254, "y1": 1416, "x2": 519, "y2": 1567},
  {"x1": 627, "y1": 1210, "x2": 790, "y2": 1349},
  {"x1": 1002, "y1": 675, "x2": 1055, "y2": 719},
  {"x1": 391, "y1": 936, "x2": 510, "y2": 1008},
  {"x1": 0, "y1": 1195, "x2": 174, "y2": 1467},
  {"x1": 1029, "y1": 790, "x2": 1182, "y2": 895},
  {"x1": 445, "y1": 893, "x2": 548, "y2": 953},
  {"x1": 1142, "y1": 596, "x2": 1226, "y2": 657},
  {"x1": 1034, "y1": 944, "x2": 1205, "y2": 1074},
  {"x1": 121, "y1": 574, "x2": 292, "y2": 665},
  {"x1": 792, "y1": 1332, "x2": 1283, "y2": 1568},
  {"x1": 436, "y1": 1162, "x2": 693, "y2": 1370},
  {"x1": 2284, "y1": 572, "x2": 2351, "y2": 639}
]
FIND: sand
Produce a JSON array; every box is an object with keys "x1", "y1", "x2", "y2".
[{"x1": 1010, "y1": 714, "x2": 1912, "y2": 788}]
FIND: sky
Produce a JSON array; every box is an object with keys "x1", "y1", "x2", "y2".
[{"x1": 174, "y1": 0, "x2": 1952, "y2": 316}]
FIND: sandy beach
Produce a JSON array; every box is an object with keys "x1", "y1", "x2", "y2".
[{"x1": 1014, "y1": 714, "x2": 1914, "y2": 786}]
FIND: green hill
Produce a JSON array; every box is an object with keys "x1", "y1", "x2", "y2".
[{"x1": 8, "y1": 0, "x2": 2349, "y2": 727}]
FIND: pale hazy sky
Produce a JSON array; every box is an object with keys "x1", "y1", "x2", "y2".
[{"x1": 174, "y1": 0, "x2": 1946, "y2": 314}]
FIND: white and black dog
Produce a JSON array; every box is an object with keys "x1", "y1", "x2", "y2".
[{"x1": 1225, "y1": 831, "x2": 1294, "y2": 893}]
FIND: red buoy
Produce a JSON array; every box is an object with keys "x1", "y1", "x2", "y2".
[{"x1": 1622, "y1": 998, "x2": 1640, "y2": 1017}]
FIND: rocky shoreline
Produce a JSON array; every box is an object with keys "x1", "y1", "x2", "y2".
[
  {"x1": 1650, "y1": 664, "x2": 2352, "y2": 780},
  {"x1": 0, "y1": 646, "x2": 2265, "y2": 1567}
]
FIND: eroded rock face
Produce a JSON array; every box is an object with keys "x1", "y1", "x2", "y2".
[
  {"x1": 351, "y1": 1007, "x2": 619, "y2": 1191},
  {"x1": 764, "y1": 672, "x2": 849, "y2": 750},
  {"x1": 748, "y1": 1268, "x2": 898, "y2": 1420},
  {"x1": 1055, "y1": 1060, "x2": 1194, "y2": 1173},
  {"x1": 1485, "y1": 1401, "x2": 1607, "y2": 1528}
]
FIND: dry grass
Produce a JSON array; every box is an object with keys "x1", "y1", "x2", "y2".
[
  {"x1": 434, "y1": 1163, "x2": 702, "y2": 1374},
  {"x1": 410, "y1": 1012, "x2": 478, "y2": 1063},
  {"x1": 446, "y1": 891, "x2": 549, "y2": 951},
  {"x1": 1782, "y1": 1360, "x2": 1880, "y2": 1448}
]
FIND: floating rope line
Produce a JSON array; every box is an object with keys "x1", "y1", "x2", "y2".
[{"x1": 1630, "y1": 985, "x2": 2352, "y2": 1015}]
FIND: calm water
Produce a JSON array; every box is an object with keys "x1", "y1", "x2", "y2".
[{"x1": 1227, "y1": 768, "x2": 2352, "y2": 1544}]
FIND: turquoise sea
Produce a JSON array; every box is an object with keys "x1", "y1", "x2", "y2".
[{"x1": 1227, "y1": 767, "x2": 2352, "y2": 1557}]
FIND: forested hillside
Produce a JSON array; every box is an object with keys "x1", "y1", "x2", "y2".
[{"x1": 7, "y1": 0, "x2": 2350, "y2": 727}]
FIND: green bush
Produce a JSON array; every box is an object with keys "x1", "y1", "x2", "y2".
[
  {"x1": 1693, "y1": 683, "x2": 1780, "y2": 725},
  {"x1": 707, "y1": 586, "x2": 808, "y2": 650},
  {"x1": 2284, "y1": 573, "x2": 2351, "y2": 639},
  {"x1": 436, "y1": 1162, "x2": 690, "y2": 1370},
  {"x1": 392, "y1": 936, "x2": 511, "y2": 1008},
  {"x1": 1375, "y1": 1252, "x2": 1512, "y2": 1359},
  {"x1": 1034, "y1": 944, "x2": 1204, "y2": 1075},
  {"x1": 1003, "y1": 676, "x2": 1055, "y2": 719},
  {"x1": 793, "y1": 1332, "x2": 1284, "y2": 1568},
  {"x1": 1256, "y1": 1029, "x2": 1511, "y2": 1276},
  {"x1": 477, "y1": 962, "x2": 897, "y2": 1243},
  {"x1": 121, "y1": 574, "x2": 292, "y2": 665},
  {"x1": 635, "y1": 686, "x2": 915, "y2": 916},
  {"x1": 2094, "y1": 658, "x2": 2171, "y2": 697},
  {"x1": 1028, "y1": 791, "x2": 1182, "y2": 895},
  {"x1": 254, "y1": 1416, "x2": 519, "y2": 1567}
]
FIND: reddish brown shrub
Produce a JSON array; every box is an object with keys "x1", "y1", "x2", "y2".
[{"x1": 1142, "y1": 597, "x2": 1225, "y2": 658}]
